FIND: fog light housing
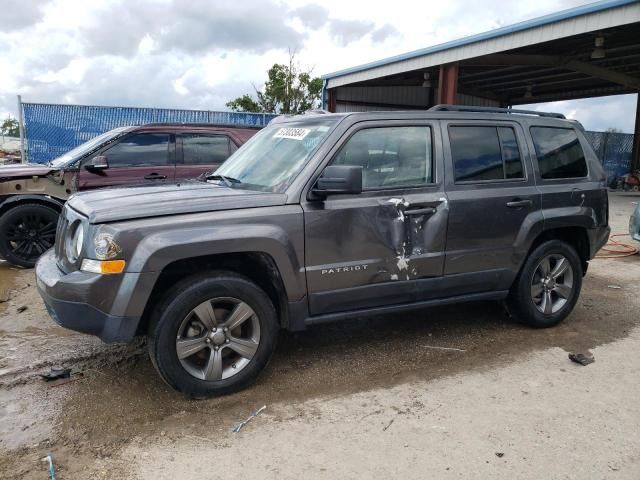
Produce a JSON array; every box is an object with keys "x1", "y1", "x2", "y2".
[{"x1": 81, "y1": 259, "x2": 126, "y2": 274}]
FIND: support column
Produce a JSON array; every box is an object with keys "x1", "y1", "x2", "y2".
[
  {"x1": 327, "y1": 88, "x2": 337, "y2": 113},
  {"x1": 632, "y1": 93, "x2": 640, "y2": 172},
  {"x1": 17, "y1": 95, "x2": 26, "y2": 164},
  {"x1": 437, "y1": 62, "x2": 459, "y2": 105}
]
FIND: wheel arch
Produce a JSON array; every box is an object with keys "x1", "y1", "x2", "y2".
[
  {"x1": 136, "y1": 252, "x2": 290, "y2": 336},
  {"x1": 0, "y1": 194, "x2": 65, "y2": 216},
  {"x1": 525, "y1": 226, "x2": 590, "y2": 275}
]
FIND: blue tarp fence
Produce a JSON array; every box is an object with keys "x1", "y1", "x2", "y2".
[
  {"x1": 583, "y1": 130, "x2": 634, "y2": 183},
  {"x1": 22, "y1": 103, "x2": 278, "y2": 164},
  {"x1": 21, "y1": 103, "x2": 635, "y2": 181}
]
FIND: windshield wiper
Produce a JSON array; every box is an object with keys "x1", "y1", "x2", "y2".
[{"x1": 205, "y1": 174, "x2": 242, "y2": 187}]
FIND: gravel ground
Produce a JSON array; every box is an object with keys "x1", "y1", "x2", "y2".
[{"x1": 0, "y1": 192, "x2": 638, "y2": 479}]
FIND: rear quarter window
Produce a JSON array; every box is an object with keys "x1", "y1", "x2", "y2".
[{"x1": 530, "y1": 127, "x2": 588, "y2": 179}]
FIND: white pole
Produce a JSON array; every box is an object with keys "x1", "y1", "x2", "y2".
[{"x1": 17, "y1": 95, "x2": 26, "y2": 163}]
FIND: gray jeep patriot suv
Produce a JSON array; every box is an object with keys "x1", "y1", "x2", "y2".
[{"x1": 36, "y1": 105, "x2": 610, "y2": 397}]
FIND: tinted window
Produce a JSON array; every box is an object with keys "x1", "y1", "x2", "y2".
[
  {"x1": 530, "y1": 127, "x2": 587, "y2": 179},
  {"x1": 498, "y1": 127, "x2": 523, "y2": 179},
  {"x1": 450, "y1": 126, "x2": 524, "y2": 182},
  {"x1": 105, "y1": 133, "x2": 170, "y2": 167},
  {"x1": 333, "y1": 126, "x2": 433, "y2": 189},
  {"x1": 182, "y1": 134, "x2": 231, "y2": 165}
]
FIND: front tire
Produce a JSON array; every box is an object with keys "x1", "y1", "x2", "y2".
[
  {"x1": 508, "y1": 240, "x2": 582, "y2": 328},
  {"x1": 0, "y1": 203, "x2": 59, "y2": 268},
  {"x1": 148, "y1": 271, "x2": 279, "y2": 397}
]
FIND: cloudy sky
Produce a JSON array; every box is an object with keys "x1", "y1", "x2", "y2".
[{"x1": 0, "y1": 0, "x2": 637, "y2": 132}]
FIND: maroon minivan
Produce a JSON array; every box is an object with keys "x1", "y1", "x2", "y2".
[{"x1": 0, "y1": 123, "x2": 259, "y2": 267}]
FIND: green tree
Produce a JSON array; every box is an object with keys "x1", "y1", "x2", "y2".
[
  {"x1": 1, "y1": 116, "x2": 20, "y2": 137},
  {"x1": 226, "y1": 52, "x2": 322, "y2": 114},
  {"x1": 226, "y1": 94, "x2": 262, "y2": 114}
]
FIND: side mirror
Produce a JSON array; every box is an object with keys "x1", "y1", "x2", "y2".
[
  {"x1": 313, "y1": 165, "x2": 362, "y2": 197},
  {"x1": 85, "y1": 155, "x2": 109, "y2": 171}
]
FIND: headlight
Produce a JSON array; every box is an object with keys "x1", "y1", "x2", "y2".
[
  {"x1": 94, "y1": 233, "x2": 121, "y2": 260},
  {"x1": 78, "y1": 232, "x2": 126, "y2": 274},
  {"x1": 65, "y1": 221, "x2": 84, "y2": 262},
  {"x1": 73, "y1": 225, "x2": 84, "y2": 258}
]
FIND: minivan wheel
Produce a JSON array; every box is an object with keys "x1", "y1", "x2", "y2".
[
  {"x1": 508, "y1": 240, "x2": 582, "y2": 328},
  {"x1": 0, "y1": 203, "x2": 59, "y2": 268},
  {"x1": 148, "y1": 271, "x2": 278, "y2": 397}
]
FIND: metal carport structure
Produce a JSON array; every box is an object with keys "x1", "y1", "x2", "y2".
[{"x1": 321, "y1": 0, "x2": 640, "y2": 170}]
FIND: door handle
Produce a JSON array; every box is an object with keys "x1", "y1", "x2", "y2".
[
  {"x1": 144, "y1": 173, "x2": 167, "y2": 180},
  {"x1": 404, "y1": 207, "x2": 437, "y2": 216},
  {"x1": 506, "y1": 199, "x2": 533, "y2": 208}
]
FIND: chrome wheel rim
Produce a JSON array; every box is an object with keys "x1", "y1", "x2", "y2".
[
  {"x1": 176, "y1": 297, "x2": 260, "y2": 381},
  {"x1": 530, "y1": 254, "x2": 574, "y2": 315}
]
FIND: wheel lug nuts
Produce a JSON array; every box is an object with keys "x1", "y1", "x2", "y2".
[
  {"x1": 205, "y1": 338, "x2": 211, "y2": 344},
  {"x1": 214, "y1": 346, "x2": 219, "y2": 351},
  {"x1": 212, "y1": 327, "x2": 217, "y2": 332},
  {"x1": 225, "y1": 339, "x2": 230, "y2": 343},
  {"x1": 223, "y1": 327, "x2": 228, "y2": 332}
]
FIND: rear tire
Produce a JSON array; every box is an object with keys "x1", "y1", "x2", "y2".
[
  {"x1": 0, "y1": 203, "x2": 59, "y2": 268},
  {"x1": 148, "y1": 271, "x2": 279, "y2": 398},
  {"x1": 507, "y1": 240, "x2": 582, "y2": 328}
]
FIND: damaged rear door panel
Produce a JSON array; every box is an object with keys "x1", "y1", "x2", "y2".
[{"x1": 303, "y1": 120, "x2": 448, "y2": 315}]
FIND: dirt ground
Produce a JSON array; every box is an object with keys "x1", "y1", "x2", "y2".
[{"x1": 0, "y1": 193, "x2": 638, "y2": 479}]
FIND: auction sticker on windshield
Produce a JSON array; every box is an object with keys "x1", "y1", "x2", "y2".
[{"x1": 274, "y1": 127, "x2": 311, "y2": 140}]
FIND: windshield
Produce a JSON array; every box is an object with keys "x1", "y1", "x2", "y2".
[
  {"x1": 49, "y1": 127, "x2": 129, "y2": 167},
  {"x1": 212, "y1": 118, "x2": 337, "y2": 192}
]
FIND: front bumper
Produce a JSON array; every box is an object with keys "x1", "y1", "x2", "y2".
[{"x1": 35, "y1": 249, "x2": 140, "y2": 343}]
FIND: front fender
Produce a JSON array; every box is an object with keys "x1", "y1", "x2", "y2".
[{"x1": 126, "y1": 220, "x2": 305, "y2": 300}]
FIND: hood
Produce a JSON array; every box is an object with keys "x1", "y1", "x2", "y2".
[
  {"x1": 0, "y1": 163, "x2": 54, "y2": 179},
  {"x1": 67, "y1": 181, "x2": 288, "y2": 224}
]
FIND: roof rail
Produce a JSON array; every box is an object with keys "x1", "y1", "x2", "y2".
[
  {"x1": 428, "y1": 104, "x2": 566, "y2": 119},
  {"x1": 140, "y1": 122, "x2": 262, "y2": 129}
]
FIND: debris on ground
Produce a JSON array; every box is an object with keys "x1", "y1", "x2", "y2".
[
  {"x1": 424, "y1": 345, "x2": 466, "y2": 352},
  {"x1": 495, "y1": 452, "x2": 504, "y2": 458},
  {"x1": 48, "y1": 377, "x2": 79, "y2": 388},
  {"x1": 42, "y1": 453, "x2": 56, "y2": 479},
  {"x1": 232, "y1": 405, "x2": 266, "y2": 433},
  {"x1": 39, "y1": 367, "x2": 71, "y2": 381},
  {"x1": 16, "y1": 305, "x2": 28, "y2": 313},
  {"x1": 607, "y1": 285, "x2": 622, "y2": 289},
  {"x1": 382, "y1": 419, "x2": 395, "y2": 431},
  {"x1": 568, "y1": 352, "x2": 595, "y2": 366}
]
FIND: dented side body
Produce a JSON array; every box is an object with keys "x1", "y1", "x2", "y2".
[
  {"x1": 0, "y1": 168, "x2": 73, "y2": 210},
  {"x1": 36, "y1": 110, "x2": 610, "y2": 342}
]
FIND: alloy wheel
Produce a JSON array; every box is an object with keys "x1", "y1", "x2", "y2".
[
  {"x1": 5, "y1": 213, "x2": 56, "y2": 262},
  {"x1": 176, "y1": 297, "x2": 261, "y2": 381},
  {"x1": 530, "y1": 254, "x2": 574, "y2": 315}
]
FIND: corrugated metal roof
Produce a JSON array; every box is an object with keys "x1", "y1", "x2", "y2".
[{"x1": 322, "y1": 0, "x2": 640, "y2": 86}]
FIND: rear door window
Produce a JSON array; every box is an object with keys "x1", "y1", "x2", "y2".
[
  {"x1": 449, "y1": 126, "x2": 524, "y2": 182},
  {"x1": 182, "y1": 134, "x2": 232, "y2": 165},
  {"x1": 530, "y1": 127, "x2": 588, "y2": 179},
  {"x1": 104, "y1": 133, "x2": 170, "y2": 167}
]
